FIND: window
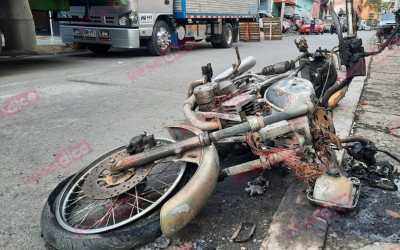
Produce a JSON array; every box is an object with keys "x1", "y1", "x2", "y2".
[{"x1": 369, "y1": 13, "x2": 375, "y2": 18}]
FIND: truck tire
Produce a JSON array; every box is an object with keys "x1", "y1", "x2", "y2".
[
  {"x1": 86, "y1": 44, "x2": 111, "y2": 54},
  {"x1": 213, "y1": 23, "x2": 234, "y2": 49},
  {"x1": 147, "y1": 20, "x2": 171, "y2": 56}
]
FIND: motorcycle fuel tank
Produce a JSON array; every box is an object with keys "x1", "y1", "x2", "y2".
[{"x1": 265, "y1": 77, "x2": 315, "y2": 111}]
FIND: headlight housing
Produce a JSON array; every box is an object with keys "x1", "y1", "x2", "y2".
[
  {"x1": 129, "y1": 10, "x2": 138, "y2": 25},
  {"x1": 119, "y1": 11, "x2": 138, "y2": 26},
  {"x1": 119, "y1": 16, "x2": 128, "y2": 26}
]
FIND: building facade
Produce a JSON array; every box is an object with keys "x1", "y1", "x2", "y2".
[
  {"x1": 334, "y1": 0, "x2": 364, "y2": 17},
  {"x1": 296, "y1": 0, "x2": 317, "y2": 19},
  {"x1": 260, "y1": 0, "x2": 274, "y2": 13},
  {"x1": 261, "y1": 0, "x2": 322, "y2": 20},
  {"x1": 361, "y1": 5, "x2": 379, "y2": 20}
]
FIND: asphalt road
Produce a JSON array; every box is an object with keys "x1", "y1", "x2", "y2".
[{"x1": 0, "y1": 31, "x2": 374, "y2": 250}]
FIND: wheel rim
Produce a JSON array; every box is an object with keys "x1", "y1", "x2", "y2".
[
  {"x1": 55, "y1": 140, "x2": 186, "y2": 234},
  {"x1": 225, "y1": 27, "x2": 233, "y2": 45},
  {"x1": 157, "y1": 27, "x2": 171, "y2": 50}
]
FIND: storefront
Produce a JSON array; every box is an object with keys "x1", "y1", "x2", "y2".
[{"x1": 272, "y1": 0, "x2": 297, "y2": 17}]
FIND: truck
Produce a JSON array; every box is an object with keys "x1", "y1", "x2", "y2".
[{"x1": 54, "y1": 0, "x2": 259, "y2": 55}]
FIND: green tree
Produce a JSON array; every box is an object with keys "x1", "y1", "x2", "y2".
[
  {"x1": 365, "y1": 0, "x2": 383, "y2": 15},
  {"x1": 381, "y1": 2, "x2": 391, "y2": 12}
]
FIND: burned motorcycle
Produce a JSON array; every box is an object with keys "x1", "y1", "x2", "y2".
[{"x1": 41, "y1": 5, "x2": 400, "y2": 250}]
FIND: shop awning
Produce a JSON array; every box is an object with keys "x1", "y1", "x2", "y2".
[{"x1": 273, "y1": 0, "x2": 296, "y2": 6}]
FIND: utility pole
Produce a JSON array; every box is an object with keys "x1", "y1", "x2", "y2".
[
  {"x1": 281, "y1": 0, "x2": 286, "y2": 27},
  {"x1": 345, "y1": 0, "x2": 357, "y2": 37},
  {"x1": 0, "y1": 0, "x2": 38, "y2": 54}
]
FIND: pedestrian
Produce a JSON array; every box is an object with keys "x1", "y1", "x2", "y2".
[{"x1": 310, "y1": 18, "x2": 315, "y2": 35}]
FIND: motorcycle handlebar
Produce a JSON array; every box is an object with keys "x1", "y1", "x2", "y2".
[{"x1": 366, "y1": 24, "x2": 400, "y2": 56}]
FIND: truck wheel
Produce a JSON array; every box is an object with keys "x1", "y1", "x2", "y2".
[
  {"x1": 220, "y1": 23, "x2": 234, "y2": 48},
  {"x1": 147, "y1": 20, "x2": 171, "y2": 56},
  {"x1": 86, "y1": 44, "x2": 111, "y2": 54}
]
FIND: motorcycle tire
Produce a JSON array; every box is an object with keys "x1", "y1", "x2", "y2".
[{"x1": 41, "y1": 147, "x2": 197, "y2": 250}]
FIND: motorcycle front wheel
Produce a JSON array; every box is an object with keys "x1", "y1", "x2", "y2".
[{"x1": 41, "y1": 141, "x2": 196, "y2": 250}]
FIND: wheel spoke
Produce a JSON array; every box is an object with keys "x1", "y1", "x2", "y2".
[
  {"x1": 111, "y1": 207, "x2": 116, "y2": 225},
  {"x1": 66, "y1": 195, "x2": 86, "y2": 208},
  {"x1": 126, "y1": 192, "x2": 155, "y2": 204},
  {"x1": 146, "y1": 175, "x2": 171, "y2": 188},
  {"x1": 91, "y1": 197, "x2": 119, "y2": 228},
  {"x1": 141, "y1": 184, "x2": 169, "y2": 196},
  {"x1": 57, "y1": 144, "x2": 186, "y2": 234},
  {"x1": 67, "y1": 201, "x2": 109, "y2": 221},
  {"x1": 135, "y1": 187, "x2": 140, "y2": 215},
  {"x1": 76, "y1": 204, "x2": 97, "y2": 228}
]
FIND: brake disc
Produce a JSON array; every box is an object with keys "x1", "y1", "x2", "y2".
[{"x1": 82, "y1": 149, "x2": 153, "y2": 200}]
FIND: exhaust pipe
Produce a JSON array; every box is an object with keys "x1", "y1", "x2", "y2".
[{"x1": 213, "y1": 56, "x2": 257, "y2": 82}]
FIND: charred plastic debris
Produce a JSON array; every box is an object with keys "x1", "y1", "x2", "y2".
[
  {"x1": 344, "y1": 139, "x2": 400, "y2": 192},
  {"x1": 326, "y1": 146, "x2": 400, "y2": 244}
]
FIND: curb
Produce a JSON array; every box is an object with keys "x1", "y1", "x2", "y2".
[
  {"x1": 260, "y1": 180, "x2": 328, "y2": 250},
  {"x1": 333, "y1": 57, "x2": 371, "y2": 164}
]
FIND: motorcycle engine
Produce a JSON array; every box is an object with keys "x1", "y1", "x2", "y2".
[{"x1": 193, "y1": 80, "x2": 260, "y2": 128}]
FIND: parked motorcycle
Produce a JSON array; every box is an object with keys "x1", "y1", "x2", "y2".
[
  {"x1": 40, "y1": 4, "x2": 400, "y2": 250},
  {"x1": 377, "y1": 10, "x2": 400, "y2": 49}
]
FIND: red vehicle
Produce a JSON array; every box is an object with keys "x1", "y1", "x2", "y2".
[{"x1": 300, "y1": 19, "x2": 325, "y2": 35}]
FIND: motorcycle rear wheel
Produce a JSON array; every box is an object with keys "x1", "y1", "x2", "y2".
[{"x1": 41, "y1": 142, "x2": 196, "y2": 250}]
